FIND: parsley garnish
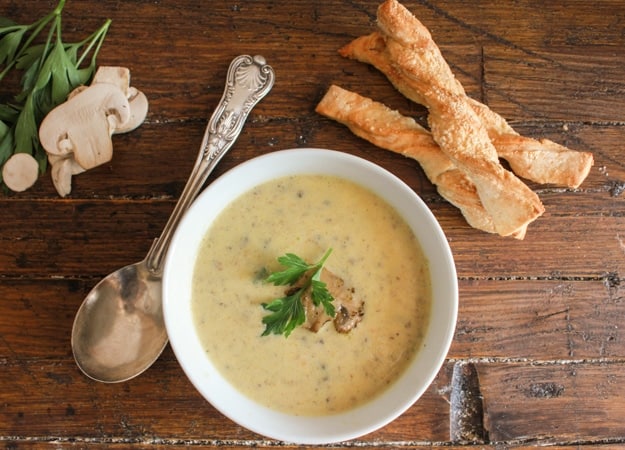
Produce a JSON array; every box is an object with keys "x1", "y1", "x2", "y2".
[
  {"x1": 261, "y1": 248, "x2": 336, "y2": 337},
  {"x1": 0, "y1": 0, "x2": 110, "y2": 190}
]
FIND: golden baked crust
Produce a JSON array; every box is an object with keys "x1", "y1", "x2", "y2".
[
  {"x1": 320, "y1": 0, "x2": 593, "y2": 238},
  {"x1": 316, "y1": 85, "x2": 499, "y2": 236},
  {"x1": 377, "y1": 0, "x2": 544, "y2": 236},
  {"x1": 339, "y1": 17, "x2": 593, "y2": 189}
]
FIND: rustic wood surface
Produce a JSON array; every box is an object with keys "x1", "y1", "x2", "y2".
[{"x1": 1, "y1": 0, "x2": 624, "y2": 448}]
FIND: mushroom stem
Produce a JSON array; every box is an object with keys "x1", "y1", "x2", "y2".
[{"x1": 2, "y1": 153, "x2": 40, "y2": 192}]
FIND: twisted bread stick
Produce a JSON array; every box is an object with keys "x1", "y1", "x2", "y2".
[
  {"x1": 424, "y1": 85, "x2": 543, "y2": 236},
  {"x1": 316, "y1": 84, "x2": 501, "y2": 236},
  {"x1": 359, "y1": 0, "x2": 544, "y2": 236},
  {"x1": 340, "y1": 23, "x2": 592, "y2": 188}
]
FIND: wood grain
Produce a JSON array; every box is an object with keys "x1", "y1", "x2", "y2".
[{"x1": 1, "y1": 0, "x2": 625, "y2": 447}]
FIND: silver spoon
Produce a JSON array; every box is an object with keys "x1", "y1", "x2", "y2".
[{"x1": 71, "y1": 55, "x2": 275, "y2": 383}]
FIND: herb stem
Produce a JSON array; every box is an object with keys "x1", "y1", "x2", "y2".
[
  {"x1": 317, "y1": 247, "x2": 333, "y2": 268},
  {"x1": 34, "y1": 15, "x2": 61, "y2": 76},
  {"x1": 52, "y1": 0, "x2": 67, "y2": 16},
  {"x1": 75, "y1": 19, "x2": 111, "y2": 68},
  {"x1": 0, "y1": 0, "x2": 64, "y2": 81}
]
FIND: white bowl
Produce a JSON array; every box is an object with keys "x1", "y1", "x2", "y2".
[{"x1": 163, "y1": 148, "x2": 457, "y2": 444}]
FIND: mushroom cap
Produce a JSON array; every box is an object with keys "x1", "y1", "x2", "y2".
[
  {"x1": 39, "y1": 82, "x2": 131, "y2": 169},
  {"x1": 114, "y1": 87, "x2": 149, "y2": 134}
]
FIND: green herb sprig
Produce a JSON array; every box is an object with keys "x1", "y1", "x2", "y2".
[
  {"x1": 0, "y1": 0, "x2": 110, "y2": 189},
  {"x1": 261, "y1": 248, "x2": 335, "y2": 338}
]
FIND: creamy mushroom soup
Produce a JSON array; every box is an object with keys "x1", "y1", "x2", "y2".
[{"x1": 192, "y1": 174, "x2": 431, "y2": 416}]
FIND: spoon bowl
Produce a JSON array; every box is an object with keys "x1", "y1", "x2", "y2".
[
  {"x1": 71, "y1": 260, "x2": 166, "y2": 382},
  {"x1": 71, "y1": 55, "x2": 275, "y2": 383}
]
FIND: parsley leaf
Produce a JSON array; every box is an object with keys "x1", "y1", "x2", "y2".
[
  {"x1": 261, "y1": 291, "x2": 306, "y2": 338},
  {"x1": 265, "y1": 253, "x2": 317, "y2": 286},
  {"x1": 0, "y1": 27, "x2": 27, "y2": 65},
  {"x1": 261, "y1": 248, "x2": 335, "y2": 337},
  {"x1": 311, "y1": 271, "x2": 336, "y2": 317}
]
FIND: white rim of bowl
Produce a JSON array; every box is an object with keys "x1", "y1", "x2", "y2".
[{"x1": 163, "y1": 148, "x2": 458, "y2": 444}]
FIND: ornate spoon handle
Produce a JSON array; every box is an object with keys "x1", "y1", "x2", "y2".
[{"x1": 146, "y1": 55, "x2": 275, "y2": 274}]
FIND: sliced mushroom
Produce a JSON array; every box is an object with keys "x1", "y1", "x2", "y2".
[
  {"x1": 295, "y1": 268, "x2": 364, "y2": 334},
  {"x1": 92, "y1": 66, "x2": 131, "y2": 94},
  {"x1": 48, "y1": 154, "x2": 85, "y2": 197},
  {"x1": 39, "y1": 66, "x2": 149, "y2": 197},
  {"x1": 2, "y1": 152, "x2": 39, "y2": 192},
  {"x1": 114, "y1": 87, "x2": 149, "y2": 134},
  {"x1": 91, "y1": 67, "x2": 149, "y2": 133},
  {"x1": 39, "y1": 82, "x2": 131, "y2": 169}
]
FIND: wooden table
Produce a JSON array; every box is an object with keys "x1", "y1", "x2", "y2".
[{"x1": 2, "y1": 0, "x2": 624, "y2": 447}]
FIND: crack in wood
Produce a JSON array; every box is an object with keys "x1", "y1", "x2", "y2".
[{"x1": 449, "y1": 361, "x2": 488, "y2": 443}]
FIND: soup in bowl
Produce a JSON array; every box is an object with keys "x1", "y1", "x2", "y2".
[{"x1": 163, "y1": 148, "x2": 457, "y2": 444}]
